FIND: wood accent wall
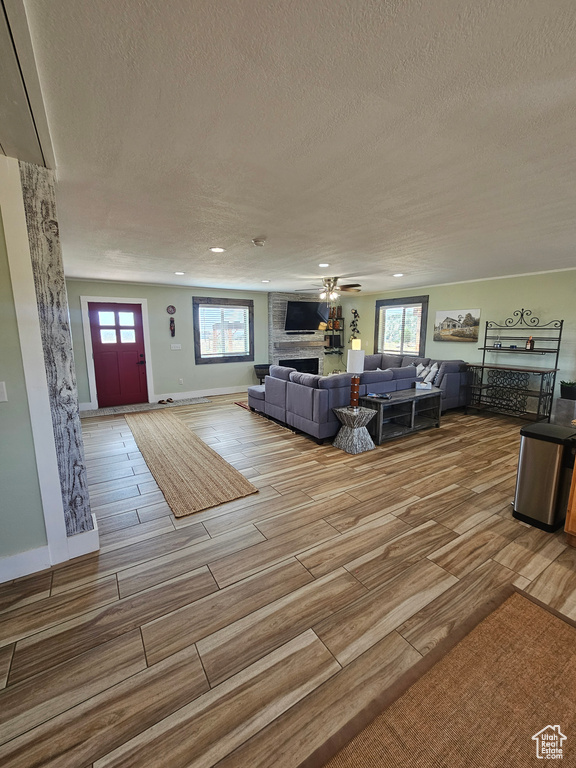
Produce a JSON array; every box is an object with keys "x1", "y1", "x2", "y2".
[{"x1": 19, "y1": 161, "x2": 93, "y2": 536}]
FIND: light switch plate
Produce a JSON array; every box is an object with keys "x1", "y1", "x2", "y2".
[
  {"x1": 170, "y1": 344, "x2": 182, "y2": 350},
  {"x1": 0, "y1": 382, "x2": 7, "y2": 402}
]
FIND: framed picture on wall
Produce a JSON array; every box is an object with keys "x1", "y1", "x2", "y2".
[{"x1": 434, "y1": 309, "x2": 480, "y2": 342}]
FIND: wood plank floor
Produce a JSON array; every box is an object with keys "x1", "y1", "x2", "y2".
[{"x1": 0, "y1": 395, "x2": 573, "y2": 767}]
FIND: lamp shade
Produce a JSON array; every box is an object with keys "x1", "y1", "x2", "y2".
[
  {"x1": 351, "y1": 338, "x2": 362, "y2": 350},
  {"x1": 346, "y1": 349, "x2": 365, "y2": 374}
]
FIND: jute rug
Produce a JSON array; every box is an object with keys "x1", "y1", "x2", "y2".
[
  {"x1": 319, "y1": 591, "x2": 576, "y2": 768},
  {"x1": 125, "y1": 409, "x2": 257, "y2": 517},
  {"x1": 81, "y1": 397, "x2": 210, "y2": 418}
]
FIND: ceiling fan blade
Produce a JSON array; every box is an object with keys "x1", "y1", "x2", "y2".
[{"x1": 340, "y1": 285, "x2": 361, "y2": 292}]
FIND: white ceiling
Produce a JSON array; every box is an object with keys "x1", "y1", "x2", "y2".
[{"x1": 16, "y1": 0, "x2": 576, "y2": 294}]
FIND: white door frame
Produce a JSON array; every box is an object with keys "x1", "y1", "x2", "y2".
[{"x1": 80, "y1": 296, "x2": 154, "y2": 410}]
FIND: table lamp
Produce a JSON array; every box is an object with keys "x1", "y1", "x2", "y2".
[{"x1": 347, "y1": 349, "x2": 365, "y2": 410}]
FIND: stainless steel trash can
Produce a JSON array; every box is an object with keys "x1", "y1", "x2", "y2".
[{"x1": 513, "y1": 424, "x2": 576, "y2": 532}]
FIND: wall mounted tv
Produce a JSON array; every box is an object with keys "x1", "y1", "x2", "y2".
[{"x1": 284, "y1": 301, "x2": 329, "y2": 332}]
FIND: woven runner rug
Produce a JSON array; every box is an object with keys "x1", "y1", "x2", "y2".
[
  {"x1": 319, "y1": 592, "x2": 576, "y2": 768},
  {"x1": 125, "y1": 409, "x2": 257, "y2": 517},
  {"x1": 80, "y1": 396, "x2": 210, "y2": 418}
]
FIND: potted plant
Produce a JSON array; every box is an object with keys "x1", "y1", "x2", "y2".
[{"x1": 560, "y1": 380, "x2": 576, "y2": 400}]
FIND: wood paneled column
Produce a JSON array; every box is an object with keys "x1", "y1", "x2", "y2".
[{"x1": 19, "y1": 161, "x2": 93, "y2": 536}]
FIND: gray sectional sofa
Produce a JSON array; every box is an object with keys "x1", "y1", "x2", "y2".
[{"x1": 247, "y1": 354, "x2": 468, "y2": 441}]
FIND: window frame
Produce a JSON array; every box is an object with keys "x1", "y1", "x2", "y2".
[
  {"x1": 374, "y1": 295, "x2": 429, "y2": 358},
  {"x1": 192, "y1": 297, "x2": 255, "y2": 365}
]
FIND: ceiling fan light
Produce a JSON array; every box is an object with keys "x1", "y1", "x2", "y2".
[
  {"x1": 329, "y1": 291, "x2": 339, "y2": 301},
  {"x1": 319, "y1": 291, "x2": 327, "y2": 300}
]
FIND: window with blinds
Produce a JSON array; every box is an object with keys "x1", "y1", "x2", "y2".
[
  {"x1": 375, "y1": 296, "x2": 428, "y2": 357},
  {"x1": 193, "y1": 297, "x2": 254, "y2": 364}
]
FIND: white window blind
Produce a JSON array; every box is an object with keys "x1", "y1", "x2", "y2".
[
  {"x1": 198, "y1": 305, "x2": 250, "y2": 358},
  {"x1": 377, "y1": 303, "x2": 423, "y2": 355}
]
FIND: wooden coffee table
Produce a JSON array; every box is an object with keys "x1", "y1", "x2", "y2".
[{"x1": 359, "y1": 387, "x2": 442, "y2": 444}]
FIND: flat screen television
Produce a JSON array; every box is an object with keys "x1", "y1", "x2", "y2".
[{"x1": 284, "y1": 301, "x2": 329, "y2": 331}]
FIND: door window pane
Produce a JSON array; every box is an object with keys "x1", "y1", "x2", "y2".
[
  {"x1": 100, "y1": 329, "x2": 117, "y2": 344},
  {"x1": 118, "y1": 312, "x2": 135, "y2": 327},
  {"x1": 120, "y1": 329, "x2": 136, "y2": 343},
  {"x1": 98, "y1": 311, "x2": 115, "y2": 326}
]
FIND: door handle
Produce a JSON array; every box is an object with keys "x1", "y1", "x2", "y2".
[{"x1": 136, "y1": 360, "x2": 146, "y2": 365}]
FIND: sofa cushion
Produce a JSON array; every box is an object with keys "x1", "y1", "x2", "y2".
[
  {"x1": 289, "y1": 371, "x2": 321, "y2": 387},
  {"x1": 363, "y1": 354, "x2": 383, "y2": 371},
  {"x1": 433, "y1": 360, "x2": 466, "y2": 387},
  {"x1": 318, "y1": 373, "x2": 354, "y2": 389},
  {"x1": 360, "y1": 369, "x2": 394, "y2": 384},
  {"x1": 390, "y1": 365, "x2": 417, "y2": 380},
  {"x1": 269, "y1": 364, "x2": 296, "y2": 381},
  {"x1": 247, "y1": 384, "x2": 265, "y2": 401},
  {"x1": 381, "y1": 354, "x2": 404, "y2": 369},
  {"x1": 402, "y1": 356, "x2": 430, "y2": 368}
]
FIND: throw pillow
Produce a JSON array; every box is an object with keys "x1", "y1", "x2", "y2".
[
  {"x1": 416, "y1": 363, "x2": 426, "y2": 376},
  {"x1": 419, "y1": 365, "x2": 431, "y2": 380},
  {"x1": 424, "y1": 362, "x2": 439, "y2": 384}
]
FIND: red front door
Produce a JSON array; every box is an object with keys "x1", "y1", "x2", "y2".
[{"x1": 89, "y1": 302, "x2": 148, "y2": 407}]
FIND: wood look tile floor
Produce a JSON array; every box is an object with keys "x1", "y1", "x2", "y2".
[{"x1": 0, "y1": 395, "x2": 573, "y2": 767}]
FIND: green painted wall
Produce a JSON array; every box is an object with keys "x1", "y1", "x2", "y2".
[
  {"x1": 340, "y1": 270, "x2": 576, "y2": 387},
  {"x1": 0, "y1": 214, "x2": 47, "y2": 557},
  {"x1": 66, "y1": 280, "x2": 269, "y2": 403}
]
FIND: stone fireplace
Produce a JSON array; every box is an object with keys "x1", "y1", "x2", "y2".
[{"x1": 268, "y1": 292, "x2": 328, "y2": 374}]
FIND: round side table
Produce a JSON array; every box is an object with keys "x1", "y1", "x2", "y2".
[{"x1": 332, "y1": 406, "x2": 376, "y2": 454}]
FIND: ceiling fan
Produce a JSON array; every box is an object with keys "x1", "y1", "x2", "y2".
[{"x1": 314, "y1": 276, "x2": 362, "y2": 301}]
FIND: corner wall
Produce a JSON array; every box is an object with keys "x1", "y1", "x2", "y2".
[
  {"x1": 0, "y1": 206, "x2": 47, "y2": 560},
  {"x1": 341, "y1": 270, "x2": 576, "y2": 386}
]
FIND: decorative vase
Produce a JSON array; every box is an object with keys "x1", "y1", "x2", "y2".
[{"x1": 560, "y1": 385, "x2": 576, "y2": 401}]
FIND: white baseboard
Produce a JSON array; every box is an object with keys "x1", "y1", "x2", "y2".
[
  {"x1": 155, "y1": 386, "x2": 248, "y2": 400},
  {"x1": 0, "y1": 545, "x2": 51, "y2": 584},
  {"x1": 65, "y1": 513, "x2": 100, "y2": 560},
  {"x1": 79, "y1": 386, "x2": 249, "y2": 411},
  {"x1": 0, "y1": 514, "x2": 100, "y2": 584}
]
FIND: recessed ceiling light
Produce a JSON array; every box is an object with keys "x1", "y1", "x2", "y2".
[
  {"x1": 174, "y1": 271, "x2": 185, "y2": 275},
  {"x1": 393, "y1": 273, "x2": 404, "y2": 277},
  {"x1": 318, "y1": 263, "x2": 329, "y2": 268},
  {"x1": 261, "y1": 280, "x2": 270, "y2": 283},
  {"x1": 209, "y1": 246, "x2": 225, "y2": 253}
]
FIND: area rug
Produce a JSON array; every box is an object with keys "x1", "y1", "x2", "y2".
[
  {"x1": 317, "y1": 591, "x2": 576, "y2": 768},
  {"x1": 80, "y1": 397, "x2": 210, "y2": 418},
  {"x1": 234, "y1": 401, "x2": 250, "y2": 411},
  {"x1": 125, "y1": 409, "x2": 257, "y2": 517}
]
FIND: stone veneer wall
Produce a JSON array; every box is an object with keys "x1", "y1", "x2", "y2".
[{"x1": 268, "y1": 293, "x2": 327, "y2": 374}]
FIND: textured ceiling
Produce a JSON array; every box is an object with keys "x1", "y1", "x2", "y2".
[{"x1": 20, "y1": 0, "x2": 576, "y2": 294}]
